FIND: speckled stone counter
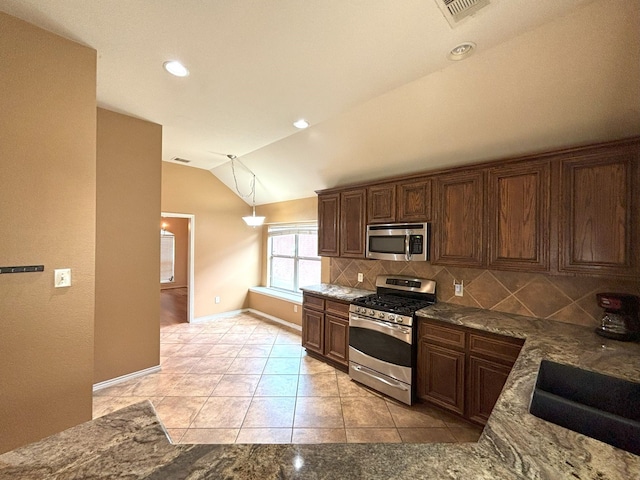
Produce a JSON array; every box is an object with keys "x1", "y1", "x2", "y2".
[
  {"x1": 417, "y1": 303, "x2": 640, "y2": 480},
  {"x1": 300, "y1": 283, "x2": 374, "y2": 302},
  {"x1": 2, "y1": 302, "x2": 639, "y2": 479}
]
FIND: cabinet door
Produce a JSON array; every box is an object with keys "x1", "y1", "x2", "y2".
[
  {"x1": 368, "y1": 184, "x2": 396, "y2": 224},
  {"x1": 398, "y1": 179, "x2": 431, "y2": 222},
  {"x1": 433, "y1": 171, "x2": 484, "y2": 267},
  {"x1": 318, "y1": 193, "x2": 340, "y2": 257},
  {"x1": 559, "y1": 146, "x2": 639, "y2": 276},
  {"x1": 488, "y1": 162, "x2": 550, "y2": 271},
  {"x1": 324, "y1": 314, "x2": 349, "y2": 366},
  {"x1": 302, "y1": 308, "x2": 324, "y2": 355},
  {"x1": 340, "y1": 189, "x2": 367, "y2": 258},
  {"x1": 417, "y1": 340, "x2": 465, "y2": 415},
  {"x1": 467, "y1": 356, "x2": 512, "y2": 425}
]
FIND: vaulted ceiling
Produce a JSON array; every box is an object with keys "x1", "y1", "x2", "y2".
[{"x1": 1, "y1": 0, "x2": 638, "y2": 204}]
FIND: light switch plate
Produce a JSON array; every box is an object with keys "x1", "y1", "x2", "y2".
[
  {"x1": 357, "y1": 273, "x2": 364, "y2": 282},
  {"x1": 454, "y1": 281, "x2": 463, "y2": 297},
  {"x1": 54, "y1": 268, "x2": 71, "y2": 288}
]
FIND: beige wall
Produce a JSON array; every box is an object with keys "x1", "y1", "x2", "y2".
[
  {"x1": 0, "y1": 13, "x2": 96, "y2": 453},
  {"x1": 94, "y1": 109, "x2": 162, "y2": 383},
  {"x1": 256, "y1": 196, "x2": 317, "y2": 224},
  {"x1": 160, "y1": 216, "x2": 189, "y2": 288},
  {"x1": 249, "y1": 292, "x2": 302, "y2": 327},
  {"x1": 161, "y1": 162, "x2": 261, "y2": 318}
]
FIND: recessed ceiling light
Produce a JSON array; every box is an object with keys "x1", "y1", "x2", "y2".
[
  {"x1": 447, "y1": 42, "x2": 476, "y2": 61},
  {"x1": 293, "y1": 119, "x2": 309, "y2": 129},
  {"x1": 163, "y1": 60, "x2": 189, "y2": 77}
]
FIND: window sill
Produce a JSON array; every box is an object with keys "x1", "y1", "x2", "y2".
[{"x1": 249, "y1": 286, "x2": 302, "y2": 304}]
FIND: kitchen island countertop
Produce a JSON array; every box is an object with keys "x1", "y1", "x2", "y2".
[{"x1": 1, "y1": 299, "x2": 639, "y2": 479}]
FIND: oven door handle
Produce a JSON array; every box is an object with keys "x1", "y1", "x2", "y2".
[
  {"x1": 349, "y1": 315, "x2": 412, "y2": 337},
  {"x1": 369, "y1": 319, "x2": 411, "y2": 335},
  {"x1": 352, "y1": 364, "x2": 409, "y2": 391}
]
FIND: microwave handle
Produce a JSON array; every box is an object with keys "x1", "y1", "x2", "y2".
[{"x1": 405, "y1": 235, "x2": 412, "y2": 261}]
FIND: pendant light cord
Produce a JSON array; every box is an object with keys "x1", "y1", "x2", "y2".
[{"x1": 230, "y1": 157, "x2": 255, "y2": 201}]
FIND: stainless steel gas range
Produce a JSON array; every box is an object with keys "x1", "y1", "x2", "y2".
[{"x1": 348, "y1": 275, "x2": 436, "y2": 405}]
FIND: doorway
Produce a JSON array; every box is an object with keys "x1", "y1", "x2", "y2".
[{"x1": 160, "y1": 212, "x2": 195, "y2": 324}]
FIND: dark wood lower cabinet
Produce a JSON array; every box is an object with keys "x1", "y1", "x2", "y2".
[
  {"x1": 301, "y1": 293, "x2": 350, "y2": 370},
  {"x1": 302, "y1": 308, "x2": 324, "y2": 355},
  {"x1": 418, "y1": 340, "x2": 465, "y2": 416},
  {"x1": 467, "y1": 356, "x2": 513, "y2": 424},
  {"x1": 417, "y1": 318, "x2": 523, "y2": 425},
  {"x1": 324, "y1": 314, "x2": 349, "y2": 365}
]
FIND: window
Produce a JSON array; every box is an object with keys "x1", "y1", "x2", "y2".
[
  {"x1": 268, "y1": 223, "x2": 321, "y2": 293},
  {"x1": 160, "y1": 230, "x2": 175, "y2": 283}
]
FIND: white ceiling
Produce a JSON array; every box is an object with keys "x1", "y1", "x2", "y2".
[{"x1": 3, "y1": 0, "x2": 632, "y2": 205}]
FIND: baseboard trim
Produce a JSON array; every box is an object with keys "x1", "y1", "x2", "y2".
[
  {"x1": 93, "y1": 365, "x2": 160, "y2": 392},
  {"x1": 248, "y1": 308, "x2": 302, "y2": 332},
  {"x1": 193, "y1": 309, "x2": 248, "y2": 323}
]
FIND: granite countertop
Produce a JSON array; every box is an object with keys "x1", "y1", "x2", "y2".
[
  {"x1": 2, "y1": 300, "x2": 639, "y2": 479},
  {"x1": 300, "y1": 283, "x2": 374, "y2": 302}
]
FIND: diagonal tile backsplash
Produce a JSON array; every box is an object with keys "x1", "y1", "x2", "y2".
[{"x1": 329, "y1": 258, "x2": 640, "y2": 327}]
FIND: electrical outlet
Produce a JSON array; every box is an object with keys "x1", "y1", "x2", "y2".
[
  {"x1": 54, "y1": 268, "x2": 71, "y2": 288},
  {"x1": 294, "y1": 305, "x2": 298, "y2": 313},
  {"x1": 357, "y1": 273, "x2": 364, "y2": 282},
  {"x1": 215, "y1": 296, "x2": 220, "y2": 304},
  {"x1": 454, "y1": 281, "x2": 464, "y2": 297}
]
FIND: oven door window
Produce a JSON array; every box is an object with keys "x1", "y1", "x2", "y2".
[
  {"x1": 349, "y1": 325, "x2": 412, "y2": 367},
  {"x1": 368, "y1": 235, "x2": 405, "y2": 254}
]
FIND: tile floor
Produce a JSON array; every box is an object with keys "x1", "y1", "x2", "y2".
[{"x1": 93, "y1": 308, "x2": 482, "y2": 445}]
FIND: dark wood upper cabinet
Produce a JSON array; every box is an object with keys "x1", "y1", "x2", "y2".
[
  {"x1": 433, "y1": 170, "x2": 485, "y2": 267},
  {"x1": 559, "y1": 144, "x2": 639, "y2": 276},
  {"x1": 318, "y1": 193, "x2": 340, "y2": 257},
  {"x1": 368, "y1": 184, "x2": 396, "y2": 224},
  {"x1": 398, "y1": 179, "x2": 432, "y2": 222},
  {"x1": 487, "y1": 161, "x2": 550, "y2": 271},
  {"x1": 340, "y1": 188, "x2": 367, "y2": 258},
  {"x1": 316, "y1": 137, "x2": 638, "y2": 276}
]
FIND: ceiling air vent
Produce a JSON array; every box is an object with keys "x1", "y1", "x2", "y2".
[
  {"x1": 171, "y1": 157, "x2": 191, "y2": 164},
  {"x1": 435, "y1": 0, "x2": 490, "y2": 27}
]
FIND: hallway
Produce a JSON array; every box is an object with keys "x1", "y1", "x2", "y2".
[{"x1": 160, "y1": 287, "x2": 188, "y2": 327}]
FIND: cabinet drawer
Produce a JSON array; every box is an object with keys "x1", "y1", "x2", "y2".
[
  {"x1": 326, "y1": 299, "x2": 350, "y2": 317},
  {"x1": 469, "y1": 333, "x2": 523, "y2": 364},
  {"x1": 420, "y1": 321, "x2": 466, "y2": 350},
  {"x1": 303, "y1": 294, "x2": 325, "y2": 311}
]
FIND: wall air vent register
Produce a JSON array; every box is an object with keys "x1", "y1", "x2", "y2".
[{"x1": 171, "y1": 157, "x2": 191, "y2": 164}]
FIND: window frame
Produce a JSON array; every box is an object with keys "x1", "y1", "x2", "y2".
[
  {"x1": 160, "y1": 230, "x2": 175, "y2": 284},
  {"x1": 267, "y1": 223, "x2": 320, "y2": 294}
]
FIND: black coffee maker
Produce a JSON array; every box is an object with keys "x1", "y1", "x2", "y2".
[{"x1": 595, "y1": 293, "x2": 640, "y2": 341}]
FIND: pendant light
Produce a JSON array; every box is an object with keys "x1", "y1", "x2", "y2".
[{"x1": 228, "y1": 155, "x2": 265, "y2": 227}]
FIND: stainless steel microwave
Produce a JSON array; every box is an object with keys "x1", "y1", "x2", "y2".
[{"x1": 366, "y1": 222, "x2": 430, "y2": 261}]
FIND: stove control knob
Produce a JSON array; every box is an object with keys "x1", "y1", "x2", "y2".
[
  {"x1": 355, "y1": 307, "x2": 362, "y2": 314},
  {"x1": 387, "y1": 314, "x2": 395, "y2": 322},
  {"x1": 368, "y1": 309, "x2": 375, "y2": 316},
  {"x1": 378, "y1": 312, "x2": 385, "y2": 319},
  {"x1": 397, "y1": 317, "x2": 404, "y2": 324}
]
